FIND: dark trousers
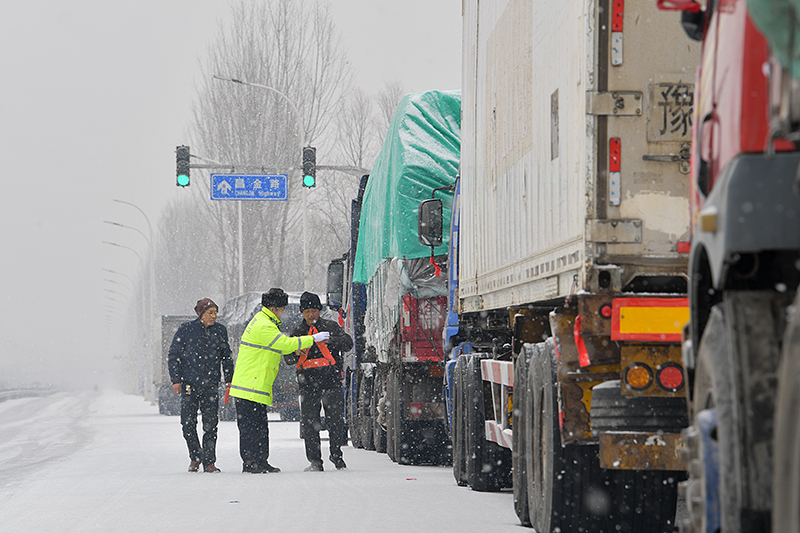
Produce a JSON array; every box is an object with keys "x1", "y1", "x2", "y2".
[
  {"x1": 235, "y1": 397, "x2": 271, "y2": 472},
  {"x1": 300, "y1": 385, "x2": 345, "y2": 466},
  {"x1": 180, "y1": 384, "x2": 219, "y2": 466}
]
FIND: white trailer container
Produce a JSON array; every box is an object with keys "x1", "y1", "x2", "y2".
[
  {"x1": 443, "y1": 1, "x2": 701, "y2": 530},
  {"x1": 460, "y1": 0, "x2": 696, "y2": 309}
]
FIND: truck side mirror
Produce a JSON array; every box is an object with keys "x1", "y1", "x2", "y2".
[
  {"x1": 418, "y1": 198, "x2": 443, "y2": 247},
  {"x1": 656, "y1": 0, "x2": 704, "y2": 41},
  {"x1": 680, "y1": 10, "x2": 705, "y2": 41},
  {"x1": 326, "y1": 260, "x2": 345, "y2": 309}
]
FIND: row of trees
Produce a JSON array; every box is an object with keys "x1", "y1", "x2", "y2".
[
  {"x1": 155, "y1": 0, "x2": 406, "y2": 315},
  {"x1": 113, "y1": 0, "x2": 407, "y2": 395}
]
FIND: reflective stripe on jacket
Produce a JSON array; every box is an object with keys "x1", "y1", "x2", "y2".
[{"x1": 229, "y1": 307, "x2": 314, "y2": 405}]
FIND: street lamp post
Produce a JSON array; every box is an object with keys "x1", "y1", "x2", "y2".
[
  {"x1": 213, "y1": 74, "x2": 311, "y2": 291},
  {"x1": 110, "y1": 200, "x2": 159, "y2": 403},
  {"x1": 103, "y1": 240, "x2": 152, "y2": 399}
]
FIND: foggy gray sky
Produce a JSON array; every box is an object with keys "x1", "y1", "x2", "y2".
[{"x1": 0, "y1": 1, "x2": 461, "y2": 388}]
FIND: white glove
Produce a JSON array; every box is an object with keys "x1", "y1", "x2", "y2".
[{"x1": 312, "y1": 331, "x2": 330, "y2": 343}]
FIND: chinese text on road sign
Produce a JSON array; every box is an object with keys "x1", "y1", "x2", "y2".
[{"x1": 210, "y1": 174, "x2": 288, "y2": 201}]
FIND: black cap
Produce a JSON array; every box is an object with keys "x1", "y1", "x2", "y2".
[
  {"x1": 299, "y1": 291, "x2": 322, "y2": 311},
  {"x1": 262, "y1": 288, "x2": 288, "y2": 308}
]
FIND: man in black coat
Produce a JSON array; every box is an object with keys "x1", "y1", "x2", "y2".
[
  {"x1": 287, "y1": 292, "x2": 353, "y2": 471},
  {"x1": 168, "y1": 298, "x2": 234, "y2": 473}
]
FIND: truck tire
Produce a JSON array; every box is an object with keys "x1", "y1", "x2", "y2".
[
  {"x1": 527, "y1": 339, "x2": 679, "y2": 532},
  {"x1": 465, "y1": 354, "x2": 511, "y2": 492},
  {"x1": 513, "y1": 344, "x2": 534, "y2": 526},
  {"x1": 442, "y1": 367, "x2": 452, "y2": 439},
  {"x1": 373, "y1": 372, "x2": 387, "y2": 454},
  {"x1": 388, "y1": 366, "x2": 414, "y2": 464},
  {"x1": 773, "y1": 291, "x2": 800, "y2": 533},
  {"x1": 687, "y1": 295, "x2": 780, "y2": 533},
  {"x1": 452, "y1": 355, "x2": 468, "y2": 486},
  {"x1": 359, "y1": 373, "x2": 375, "y2": 450},
  {"x1": 527, "y1": 339, "x2": 607, "y2": 532},
  {"x1": 386, "y1": 367, "x2": 398, "y2": 462},
  {"x1": 347, "y1": 369, "x2": 362, "y2": 449}
]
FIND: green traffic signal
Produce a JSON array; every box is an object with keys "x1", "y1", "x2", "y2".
[
  {"x1": 176, "y1": 145, "x2": 190, "y2": 187},
  {"x1": 302, "y1": 146, "x2": 316, "y2": 188}
]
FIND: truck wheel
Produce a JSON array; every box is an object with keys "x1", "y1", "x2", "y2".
[
  {"x1": 528, "y1": 339, "x2": 681, "y2": 532},
  {"x1": 526, "y1": 339, "x2": 604, "y2": 532},
  {"x1": 773, "y1": 292, "x2": 800, "y2": 532},
  {"x1": 373, "y1": 374, "x2": 387, "y2": 454},
  {"x1": 527, "y1": 339, "x2": 570, "y2": 532},
  {"x1": 359, "y1": 373, "x2": 375, "y2": 450},
  {"x1": 452, "y1": 355, "x2": 468, "y2": 486},
  {"x1": 347, "y1": 369, "x2": 362, "y2": 449},
  {"x1": 687, "y1": 301, "x2": 755, "y2": 533},
  {"x1": 513, "y1": 345, "x2": 533, "y2": 526},
  {"x1": 388, "y1": 366, "x2": 413, "y2": 464},
  {"x1": 386, "y1": 368, "x2": 397, "y2": 462},
  {"x1": 465, "y1": 354, "x2": 510, "y2": 492}
]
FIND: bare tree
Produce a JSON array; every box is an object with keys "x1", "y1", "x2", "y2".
[
  {"x1": 336, "y1": 88, "x2": 376, "y2": 169},
  {"x1": 154, "y1": 197, "x2": 224, "y2": 314},
  {"x1": 374, "y1": 80, "x2": 405, "y2": 147},
  {"x1": 155, "y1": 4, "x2": 411, "y2": 305},
  {"x1": 174, "y1": 0, "x2": 353, "y2": 301}
]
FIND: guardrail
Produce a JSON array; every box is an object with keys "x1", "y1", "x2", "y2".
[{"x1": 0, "y1": 389, "x2": 58, "y2": 403}]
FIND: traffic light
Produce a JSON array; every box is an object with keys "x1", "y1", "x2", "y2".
[
  {"x1": 302, "y1": 146, "x2": 316, "y2": 187},
  {"x1": 176, "y1": 145, "x2": 190, "y2": 187}
]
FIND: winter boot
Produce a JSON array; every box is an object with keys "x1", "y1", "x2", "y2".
[
  {"x1": 204, "y1": 464, "x2": 221, "y2": 473},
  {"x1": 304, "y1": 462, "x2": 324, "y2": 472},
  {"x1": 331, "y1": 457, "x2": 347, "y2": 470},
  {"x1": 188, "y1": 460, "x2": 201, "y2": 473},
  {"x1": 264, "y1": 463, "x2": 281, "y2": 473}
]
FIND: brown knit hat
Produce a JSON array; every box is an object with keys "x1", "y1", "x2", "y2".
[{"x1": 194, "y1": 298, "x2": 218, "y2": 317}]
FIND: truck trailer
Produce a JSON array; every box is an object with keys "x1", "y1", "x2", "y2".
[
  {"x1": 157, "y1": 315, "x2": 195, "y2": 416},
  {"x1": 327, "y1": 90, "x2": 461, "y2": 465},
  {"x1": 656, "y1": 1, "x2": 800, "y2": 531},
  {"x1": 417, "y1": 1, "x2": 702, "y2": 530}
]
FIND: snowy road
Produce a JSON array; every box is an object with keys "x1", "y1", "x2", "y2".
[{"x1": 0, "y1": 390, "x2": 520, "y2": 532}]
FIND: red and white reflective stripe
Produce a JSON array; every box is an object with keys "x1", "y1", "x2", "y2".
[
  {"x1": 611, "y1": 0, "x2": 624, "y2": 66},
  {"x1": 611, "y1": 0, "x2": 624, "y2": 31},
  {"x1": 480, "y1": 359, "x2": 514, "y2": 387},
  {"x1": 609, "y1": 138, "x2": 621, "y2": 206},
  {"x1": 485, "y1": 420, "x2": 513, "y2": 450}
]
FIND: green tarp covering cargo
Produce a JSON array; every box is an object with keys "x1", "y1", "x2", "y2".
[{"x1": 352, "y1": 89, "x2": 460, "y2": 364}]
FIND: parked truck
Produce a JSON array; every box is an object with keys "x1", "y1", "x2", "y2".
[
  {"x1": 655, "y1": 1, "x2": 800, "y2": 532},
  {"x1": 416, "y1": 1, "x2": 702, "y2": 531},
  {"x1": 157, "y1": 315, "x2": 194, "y2": 416},
  {"x1": 326, "y1": 90, "x2": 461, "y2": 465}
]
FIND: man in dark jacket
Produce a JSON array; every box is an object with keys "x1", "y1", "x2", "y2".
[
  {"x1": 287, "y1": 292, "x2": 353, "y2": 471},
  {"x1": 168, "y1": 298, "x2": 234, "y2": 473}
]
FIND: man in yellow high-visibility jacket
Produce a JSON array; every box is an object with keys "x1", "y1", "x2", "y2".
[{"x1": 230, "y1": 288, "x2": 330, "y2": 473}]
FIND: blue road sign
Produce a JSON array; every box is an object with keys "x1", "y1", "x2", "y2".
[{"x1": 210, "y1": 174, "x2": 288, "y2": 201}]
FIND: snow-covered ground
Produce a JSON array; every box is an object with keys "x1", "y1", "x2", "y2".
[{"x1": 0, "y1": 390, "x2": 520, "y2": 532}]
